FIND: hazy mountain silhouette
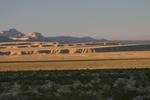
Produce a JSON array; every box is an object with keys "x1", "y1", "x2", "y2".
[
  {"x1": 0, "y1": 28, "x2": 24, "y2": 38},
  {"x1": 0, "y1": 28, "x2": 107, "y2": 43},
  {"x1": 0, "y1": 28, "x2": 150, "y2": 44},
  {"x1": 0, "y1": 29, "x2": 44, "y2": 41}
]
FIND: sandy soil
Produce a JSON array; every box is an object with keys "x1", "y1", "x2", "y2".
[
  {"x1": 0, "y1": 59, "x2": 150, "y2": 71},
  {"x1": 0, "y1": 51, "x2": 150, "y2": 71},
  {"x1": 1, "y1": 51, "x2": 150, "y2": 61}
]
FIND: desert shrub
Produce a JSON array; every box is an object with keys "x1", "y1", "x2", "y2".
[{"x1": 0, "y1": 69, "x2": 150, "y2": 100}]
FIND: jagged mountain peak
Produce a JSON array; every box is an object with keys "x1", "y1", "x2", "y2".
[
  {"x1": 0, "y1": 29, "x2": 44, "y2": 40},
  {"x1": 8, "y1": 28, "x2": 21, "y2": 33},
  {"x1": 25, "y1": 32, "x2": 44, "y2": 38},
  {"x1": 0, "y1": 28, "x2": 23, "y2": 38}
]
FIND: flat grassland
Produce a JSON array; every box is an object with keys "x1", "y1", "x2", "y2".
[{"x1": 0, "y1": 51, "x2": 150, "y2": 71}]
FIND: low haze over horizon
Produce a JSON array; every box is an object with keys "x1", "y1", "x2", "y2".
[{"x1": 0, "y1": 0, "x2": 150, "y2": 40}]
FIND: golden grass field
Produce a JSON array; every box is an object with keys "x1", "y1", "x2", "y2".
[{"x1": 0, "y1": 51, "x2": 150, "y2": 71}]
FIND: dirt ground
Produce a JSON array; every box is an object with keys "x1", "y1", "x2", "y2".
[
  {"x1": 0, "y1": 59, "x2": 150, "y2": 71},
  {"x1": 0, "y1": 51, "x2": 150, "y2": 71}
]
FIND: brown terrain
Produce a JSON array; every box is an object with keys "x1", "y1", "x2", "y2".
[
  {"x1": 0, "y1": 42, "x2": 150, "y2": 71},
  {"x1": 0, "y1": 51, "x2": 150, "y2": 71}
]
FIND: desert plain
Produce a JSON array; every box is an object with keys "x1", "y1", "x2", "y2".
[{"x1": 0, "y1": 51, "x2": 150, "y2": 71}]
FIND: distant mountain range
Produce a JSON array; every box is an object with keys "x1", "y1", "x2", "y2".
[
  {"x1": 0, "y1": 28, "x2": 107, "y2": 43},
  {"x1": 0, "y1": 28, "x2": 150, "y2": 44},
  {"x1": 0, "y1": 29, "x2": 44, "y2": 41}
]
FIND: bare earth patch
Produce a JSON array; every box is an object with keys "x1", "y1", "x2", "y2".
[{"x1": 0, "y1": 51, "x2": 150, "y2": 71}]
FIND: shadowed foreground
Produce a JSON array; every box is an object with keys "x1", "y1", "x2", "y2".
[{"x1": 0, "y1": 69, "x2": 150, "y2": 100}]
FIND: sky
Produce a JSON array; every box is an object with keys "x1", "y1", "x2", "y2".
[{"x1": 0, "y1": 0, "x2": 150, "y2": 40}]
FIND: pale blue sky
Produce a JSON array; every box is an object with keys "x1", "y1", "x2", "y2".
[{"x1": 0, "y1": 0, "x2": 150, "y2": 40}]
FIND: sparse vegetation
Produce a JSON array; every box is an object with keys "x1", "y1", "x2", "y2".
[{"x1": 0, "y1": 69, "x2": 150, "y2": 100}]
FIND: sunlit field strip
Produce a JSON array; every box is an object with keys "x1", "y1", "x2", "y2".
[{"x1": 0, "y1": 58, "x2": 150, "y2": 71}]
